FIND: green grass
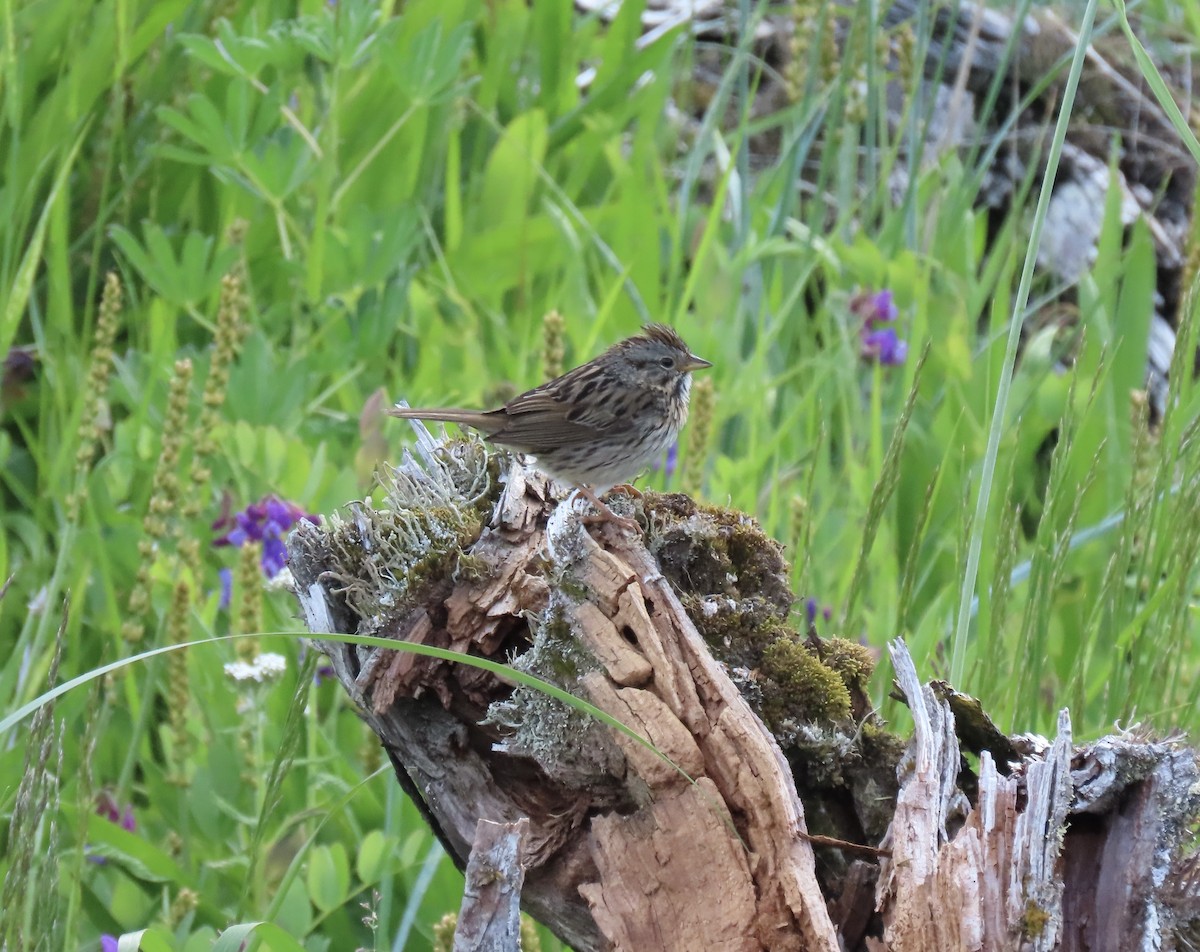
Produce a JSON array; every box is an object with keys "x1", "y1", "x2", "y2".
[{"x1": 3, "y1": 0, "x2": 1200, "y2": 948}]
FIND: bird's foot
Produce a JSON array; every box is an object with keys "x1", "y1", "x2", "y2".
[{"x1": 577, "y1": 485, "x2": 640, "y2": 534}]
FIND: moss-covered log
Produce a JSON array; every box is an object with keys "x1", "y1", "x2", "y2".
[{"x1": 289, "y1": 428, "x2": 1200, "y2": 950}]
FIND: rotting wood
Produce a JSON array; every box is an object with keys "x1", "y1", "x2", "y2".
[
  {"x1": 289, "y1": 431, "x2": 1200, "y2": 950},
  {"x1": 455, "y1": 818, "x2": 529, "y2": 952},
  {"x1": 879, "y1": 642, "x2": 1072, "y2": 951}
]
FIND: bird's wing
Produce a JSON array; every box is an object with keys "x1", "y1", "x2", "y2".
[
  {"x1": 501, "y1": 388, "x2": 566, "y2": 414},
  {"x1": 489, "y1": 363, "x2": 630, "y2": 448},
  {"x1": 488, "y1": 407, "x2": 603, "y2": 448}
]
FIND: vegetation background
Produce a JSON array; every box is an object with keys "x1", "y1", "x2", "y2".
[{"x1": 3, "y1": 0, "x2": 1200, "y2": 948}]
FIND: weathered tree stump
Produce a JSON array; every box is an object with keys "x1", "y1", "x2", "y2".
[{"x1": 289, "y1": 428, "x2": 1200, "y2": 950}]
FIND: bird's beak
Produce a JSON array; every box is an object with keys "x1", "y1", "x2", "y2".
[{"x1": 682, "y1": 353, "x2": 712, "y2": 372}]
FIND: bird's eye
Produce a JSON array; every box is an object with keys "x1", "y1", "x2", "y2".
[{"x1": 659, "y1": 356, "x2": 675, "y2": 369}]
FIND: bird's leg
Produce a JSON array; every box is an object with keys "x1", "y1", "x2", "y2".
[
  {"x1": 607, "y1": 483, "x2": 643, "y2": 499},
  {"x1": 577, "y1": 485, "x2": 639, "y2": 533}
]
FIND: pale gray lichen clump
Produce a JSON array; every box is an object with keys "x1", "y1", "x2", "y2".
[
  {"x1": 485, "y1": 498, "x2": 630, "y2": 793},
  {"x1": 289, "y1": 422, "x2": 500, "y2": 628},
  {"x1": 486, "y1": 591, "x2": 628, "y2": 793}
]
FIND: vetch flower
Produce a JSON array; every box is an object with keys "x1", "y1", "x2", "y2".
[
  {"x1": 88, "y1": 793, "x2": 136, "y2": 864},
  {"x1": 663, "y1": 441, "x2": 679, "y2": 479},
  {"x1": 101, "y1": 936, "x2": 119, "y2": 952},
  {"x1": 651, "y1": 440, "x2": 679, "y2": 481},
  {"x1": 852, "y1": 287, "x2": 908, "y2": 366},
  {"x1": 213, "y1": 494, "x2": 319, "y2": 583},
  {"x1": 217, "y1": 568, "x2": 233, "y2": 611},
  {"x1": 804, "y1": 598, "x2": 833, "y2": 627},
  {"x1": 861, "y1": 327, "x2": 909, "y2": 366},
  {"x1": 96, "y1": 792, "x2": 136, "y2": 832},
  {"x1": 867, "y1": 289, "x2": 898, "y2": 326}
]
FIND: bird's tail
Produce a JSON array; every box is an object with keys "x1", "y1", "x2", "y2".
[{"x1": 386, "y1": 405, "x2": 497, "y2": 431}]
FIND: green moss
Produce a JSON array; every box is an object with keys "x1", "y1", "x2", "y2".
[
  {"x1": 643, "y1": 492, "x2": 793, "y2": 614},
  {"x1": 859, "y1": 720, "x2": 907, "y2": 762},
  {"x1": 820, "y1": 637, "x2": 876, "y2": 692},
  {"x1": 684, "y1": 594, "x2": 792, "y2": 668},
  {"x1": 726, "y1": 521, "x2": 792, "y2": 593},
  {"x1": 1022, "y1": 901, "x2": 1050, "y2": 938},
  {"x1": 760, "y1": 636, "x2": 852, "y2": 727}
]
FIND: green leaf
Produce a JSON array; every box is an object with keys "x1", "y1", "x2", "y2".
[
  {"x1": 386, "y1": 19, "x2": 473, "y2": 106},
  {"x1": 181, "y1": 928, "x2": 220, "y2": 952},
  {"x1": 176, "y1": 33, "x2": 245, "y2": 77},
  {"x1": 108, "y1": 225, "x2": 168, "y2": 298},
  {"x1": 592, "y1": 0, "x2": 645, "y2": 89},
  {"x1": 159, "y1": 93, "x2": 238, "y2": 165},
  {"x1": 355, "y1": 830, "x2": 392, "y2": 885},
  {"x1": 109, "y1": 223, "x2": 230, "y2": 307},
  {"x1": 115, "y1": 928, "x2": 174, "y2": 952},
  {"x1": 306, "y1": 843, "x2": 350, "y2": 913},
  {"x1": 399, "y1": 829, "x2": 427, "y2": 868},
  {"x1": 212, "y1": 922, "x2": 308, "y2": 952},
  {"x1": 238, "y1": 134, "x2": 315, "y2": 203},
  {"x1": 0, "y1": 123, "x2": 88, "y2": 359},
  {"x1": 176, "y1": 22, "x2": 277, "y2": 78},
  {"x1": 72, "y1": 807, "x2": 190, "y2": 886},
  {"x1": 475, "y1": 109, "x2": 549, "y2": 234},
  {"x1": 273, "y1": 875, "x2": 314, "y2": 939}
]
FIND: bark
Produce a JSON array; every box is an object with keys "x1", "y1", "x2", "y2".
[
  {"x1": 289, "y1": 432, "x2": 1200, "y2": 950},
  {"x1": 456, "y1": 819, "x2": 529, "y2": 952}
]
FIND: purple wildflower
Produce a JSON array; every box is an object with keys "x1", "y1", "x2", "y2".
[
  {"x1": 101, "y1": 936, "x2": 119, "y2": 952},
  {"x1": 861, "y1": 327, "x2": 908, "y2": 366},
  {"x1": 314, "y1": 663, "x2": 336, "y2": 686},
  {"x1": 213, "y1": 494, "x2": 320, "y2": 581},
  {"x1": 650, "y1": 440, "x2": 679, "y2": 483},
  {"x1": 647, "y1": 440, "x2": 680, "y2": 487},
  {"x1": 3, "y1": 346, "x2": 36, "y2": 399},
  {"x1": 96, "y1": 792, "x2": 136, "y2": 832},
  {"x1": 89, "y1": 793, "x2": 136, "y2": 865},
  {"x1": 868, "y1": 289, "x2": 897, "y2": 326},
  {"x1": 852, "y1": 288, "x2": 908, "y2": 366},
  {"x1": 218, "y1": 568, "x2": 233, "y2": 610},
  {"x1": 804, "y1": 598, "x2": 833, "y2": 628}
]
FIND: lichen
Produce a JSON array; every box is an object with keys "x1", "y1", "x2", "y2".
[
  {"x1": 289, "y1": 434, "x2": 498, "y2": 629},
  {"x1": 484, "y1": 594, "x2": 628, "y2": 795},
  {"x1": 303, "y1": 499, "x2": 482, "y2": 627}
]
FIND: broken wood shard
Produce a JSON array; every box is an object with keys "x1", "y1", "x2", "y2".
[
  {"x1": 289, "y1": 435, "x2": 1200, "y2": 950},
  {"x1": 455, "y1": 818, "x2": 530, "y2": 952},
  {"x1": 881, "y1": 642, "x2": 1199, "y2": 951}
]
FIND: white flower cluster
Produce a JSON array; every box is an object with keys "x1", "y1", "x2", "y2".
[{"x1": 223, "y1": 652, "x2": 288, "y2": 683}]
